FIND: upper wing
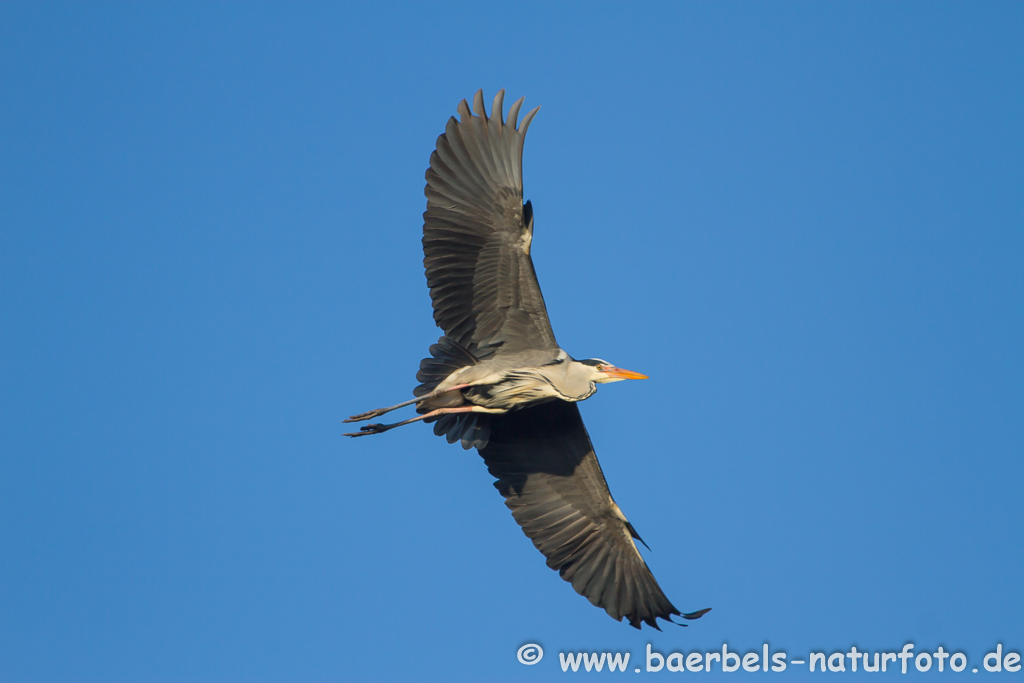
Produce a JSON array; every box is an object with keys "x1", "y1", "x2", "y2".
[
  {"x1": 423, "y1": 90, "x2": 558, "y2": 356},
  {"x1": 478, "y1": 400, "x2": 710, "y2": 629}
]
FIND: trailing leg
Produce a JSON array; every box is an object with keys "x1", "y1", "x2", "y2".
[
  {"x1": 343, "y1": 383, "x2": 471, "y2": 423},
  {"x1": 343, "y1": 405, "x2": 504, "y2": 438}
]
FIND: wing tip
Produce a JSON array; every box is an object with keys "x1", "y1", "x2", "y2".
[
  {"x1": 491, "y1": 89, "x2": 505, "y2": 123},
  {"x1": 682, "y1": 607, "x2": 712, "y2": 620},
  {"x1": 472, "y1": 89, "x2": 486, "y2": 119},
  {"x1": 452, "y1": 90, "x2": 540, "y2": 134},
  {"x1": 447, "y1": 90, "x2": 539, "y2": 135},
  {"x1": 519, "y1": 104, "x2": 541, "y2": 135},
  {"x1": 456, "y1": 98, "x2": 472, "y2": 123},
  {"x1": 626, "y1": 606, "x2": 710, "y2": 630}
]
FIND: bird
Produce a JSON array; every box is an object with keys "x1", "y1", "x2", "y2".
[{"x1": 344, "y1": 90, "x2": 710, "y2": 629}]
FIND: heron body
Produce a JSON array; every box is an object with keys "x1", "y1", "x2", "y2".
[
  {"x1": 345, "y1": 90, "x2": 709, "y2": 629},
  {"x1": 423, "y1": 353, "x2": 592, "y2": 412},
  {"x1": 407, "y1": 345, "x2": 648, "y2": 448}
]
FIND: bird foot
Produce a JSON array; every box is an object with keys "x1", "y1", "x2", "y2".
[
  {"x1": 343, "y1": 423, "x2": 388, "y2": 438},
  {"x1": 344, "y1": 409, "x2": 388, "y2": 423}
]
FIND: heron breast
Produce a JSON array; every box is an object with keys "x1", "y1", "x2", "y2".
[{"x1": 465, "y1": 374, "x2": 558, "y2": 410}]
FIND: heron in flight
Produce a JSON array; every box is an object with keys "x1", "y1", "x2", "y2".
[{"x1": 345, "y1": 90, "x2": 709, "y2": 629}]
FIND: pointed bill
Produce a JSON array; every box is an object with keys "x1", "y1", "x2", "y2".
[{"x1": 603, "y1": 366, "x2": 648, "y2": 380}]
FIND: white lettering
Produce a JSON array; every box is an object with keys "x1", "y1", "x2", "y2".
[
  {"x1": 645, "y1": 644, "x2": 663, "y2": 672},
  {"x1": 722, "y1": 644, "x2": 740, "y2": 672},
  {"x1": 559, "y1": 652, "x2": 582, "y2": 672},
  {"x1": 898, "y1": 643, "x2": 915, "y2": 673},
  {"x1": 846, "y1": 646, "x2": 860, "y2": 672},
  {"x1": 984, "y1": 644, "x2": 1003, "y2": 672},
  {"x1": 606, "y1": 651, "x2": 630, "y2": 672}
]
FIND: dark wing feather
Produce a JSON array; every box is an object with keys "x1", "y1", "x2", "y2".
[
  {"x1": 423, "y1": 90, "x2": 558, "y2": 356},
  {"x1": 478, "y1": 400, "x2": 710, "y2": 629}
]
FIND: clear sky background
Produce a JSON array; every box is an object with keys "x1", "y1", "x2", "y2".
[{"x1": 2, "y1": 2, "x2": 1022, "y2": 681}]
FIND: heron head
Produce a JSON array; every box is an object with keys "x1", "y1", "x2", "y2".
[{"x1": 578, "y1": 358, "x2": 649, "y2": 384}]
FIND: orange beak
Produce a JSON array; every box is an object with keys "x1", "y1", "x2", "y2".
[{"x1": 603, "y1": 366, "x2": 648, "y2": 380}]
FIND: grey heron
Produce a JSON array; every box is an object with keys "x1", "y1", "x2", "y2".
[{"x1": 345, "y1": 90, "x2": 710, "y2": 629}]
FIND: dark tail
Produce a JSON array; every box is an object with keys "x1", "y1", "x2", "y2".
[
  {"x1": 414, "y1": 337, "x2": 490, "y2": 450},
  {"x1": 414, "y1": 336, "x2": 479, "y2": 396}
]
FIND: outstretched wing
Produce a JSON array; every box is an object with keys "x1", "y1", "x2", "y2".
[
  {"x1": 423, "y1": 90, "x2": 558, "y2": 356},
  {"x1": 478, "y1": 400, "x2": 710, "y2": 629}
]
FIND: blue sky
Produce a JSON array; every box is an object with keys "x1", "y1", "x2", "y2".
[{"x1": 1, "y1": 2, "x2": 1021, "y2": 681}]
